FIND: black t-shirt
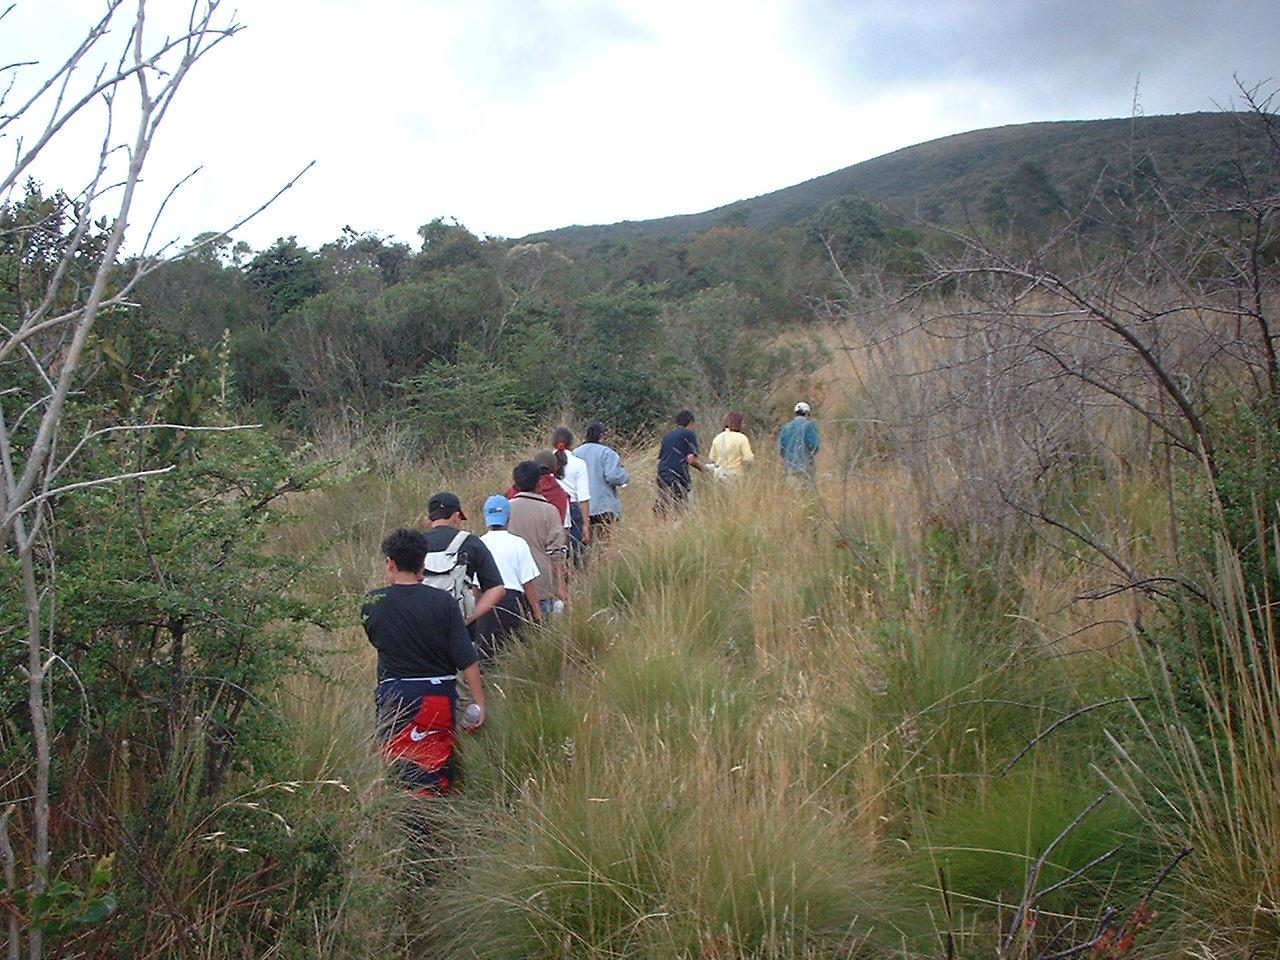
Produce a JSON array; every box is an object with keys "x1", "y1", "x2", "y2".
[
  {"x1": 361, "y1": 583, "x2": 477, "y2": 681},
  {"x1": 422, "y1": 527, "x2": 503, "y2": 592},
  {"x1": 657, "y1": 426, "x2": 698, "y2": 487}
]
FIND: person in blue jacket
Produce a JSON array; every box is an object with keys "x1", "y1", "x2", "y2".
[
  {"x1": 573, "y1": 421, "x2": 629, "y2": 539},
  {"x1": 778, "y1": 401, "x2": 820, "y2": 477}
]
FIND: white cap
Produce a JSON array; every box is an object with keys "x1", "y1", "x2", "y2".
[{"x1": 794, "y1": 401, "x2": 811, "y2": 415}]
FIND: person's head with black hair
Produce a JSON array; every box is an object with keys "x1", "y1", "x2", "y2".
[
  {"x1": 584, "y1": 421, "x2": 605, "y2": 444},
  {"x1": 534, "y1": 450, "x2": 558, "y2": 477},
  {"x1": 381, "y1": 527, "x2": 428, "y2": 578},
  {"x1": 512, "y1": 460, "x2": 543, "y2": 493},
  {"x1": 551, "y1": 426, "x2": 574, "y2": 450},
  {"x1": 675, "y1": 409, "x2": 695, "y2": 428}
]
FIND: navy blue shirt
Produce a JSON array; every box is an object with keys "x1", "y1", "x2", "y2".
[
  {"x1": 362, "y1": 584, "x2": 477, "y2": 681},
  {"x1": 657, "y1": 426, "x2": 698, "y2": 489}
]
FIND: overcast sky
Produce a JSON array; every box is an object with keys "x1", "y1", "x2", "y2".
[{"x1": 6, "y1": 0, "x2": 1278, "y2": 253}]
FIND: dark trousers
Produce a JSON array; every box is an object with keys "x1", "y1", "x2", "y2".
[
  {"x1": 568, "y1": 502, "x2": 587, "y2": 566},
  {"x1": 654, "y1": 478, "x2": 690, "y2": 517},
  {"x1": 476, "y1": 592, "x2": 531, "y2": 659}
]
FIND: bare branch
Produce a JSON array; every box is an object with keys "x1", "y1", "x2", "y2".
[{"x1": 1001, "y1": 699, "x2": 1148, "y2": 776}]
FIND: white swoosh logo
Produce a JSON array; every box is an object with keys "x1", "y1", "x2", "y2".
[{"x1": 408, "y1": 727, "x2": 429, "y2": 742}]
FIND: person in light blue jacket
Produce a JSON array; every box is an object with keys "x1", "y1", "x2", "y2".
[
  {"x1": 573, "y1": 421, "x2": 629, "y2": 537},
  {"x1": 778, "y1": 401, "x2": 820, "y2": 477}
]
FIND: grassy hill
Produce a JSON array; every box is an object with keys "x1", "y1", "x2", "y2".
[{"x1": 530, "y1": 112, "x2": 1269, "y2": 242}]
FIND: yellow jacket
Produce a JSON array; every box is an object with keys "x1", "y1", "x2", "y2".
[{"x1": 708, "y1": 430, "x2": 754, "y2": 480}]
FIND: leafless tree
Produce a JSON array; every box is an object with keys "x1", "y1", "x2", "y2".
[
  {"x1": 826, "y1": 87, "x2": 1278, "y2": 627},
  {"x1": 0, "y1": 4, "x2": 305, "y2": 956}
]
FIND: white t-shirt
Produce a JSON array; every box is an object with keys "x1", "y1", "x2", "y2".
[
  {"x1": 480, "y1": 530, "x2": 540, "y2": 591},
  {"x1": 557, "y1": 451, "x2": 592, "y2": 528}
]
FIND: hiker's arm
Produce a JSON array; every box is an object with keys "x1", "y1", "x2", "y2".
[
  {"x1": 461, "y1": 662, "x2": 485, "y2": 729},
  {"x1": 807, "y1": 421, "x2": 820, "y2": 453},
  {"x1": 580, "y1": 498, "x2": 591, "y2": 543},
  {"x1": 469, "y1": 541, "x2": 506, "y2": 625},
  {"x1": 604, "y1": 452, "x2": 628, "y2": 487},
  {"x1": 552, "y1": 558, "x2": 568, "y2": 601},
  {"x1": 470, "y1": 585, "x2": 504, "y2": 625},
  {"x1": 685, "y1": 452, "x2": 707, "y2": 472},
  {"x1": 523, "y1": 580, "x2": 542, "y2": 622}
]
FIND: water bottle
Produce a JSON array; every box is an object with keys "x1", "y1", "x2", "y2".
[
  {"x1": 462, "y1": 703, "x2": 483, "y2": 729},
  {"x1": 552, "y1": 598, "x2": 566, "y2": 615}
]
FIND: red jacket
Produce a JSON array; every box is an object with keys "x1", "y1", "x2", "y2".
[{"x1": 507, "y1": 477, "x2": 569, "y2": 523}]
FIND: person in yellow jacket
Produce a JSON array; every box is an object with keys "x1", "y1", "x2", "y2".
[{"x1": 707, "y1": 412, "x2": 754, "y2": 480}]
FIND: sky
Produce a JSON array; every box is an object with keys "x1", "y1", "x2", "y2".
[{"x1": 4, "y1": 0, "x2": 1277, "y2": 254}]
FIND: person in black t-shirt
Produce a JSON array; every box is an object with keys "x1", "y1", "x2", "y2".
[
  {"x1": 422, "y1": 491, "x2": 506, "y2": 641},
  {"x1": 362, "y1": 527, "x2": 486, "y2": 795},
  {"x1": 655, "y1": 408, "x2": 707, "y2": 516}
]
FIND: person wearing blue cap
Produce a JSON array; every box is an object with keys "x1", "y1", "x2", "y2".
[{"x1": 477, "y1": 494, "x2": 543, "y2": 655}]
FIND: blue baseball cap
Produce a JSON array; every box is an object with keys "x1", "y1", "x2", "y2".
[{"x1": 483, "y1": 495, "x2": 511, "y2": 526}]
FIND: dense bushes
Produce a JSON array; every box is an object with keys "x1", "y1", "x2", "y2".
[
  {"x1": 0, "y1": 340, "x2": 345, "y2": 956},
  {"x1": 130, "y1": 214, "x2": 843, "y2": 441}
]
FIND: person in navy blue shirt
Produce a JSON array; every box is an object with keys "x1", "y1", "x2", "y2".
[
  {"x1": 655, "y1": 409, "x2": 707, "y2": 515},
  {"x1": 362, "y1": 528, "x2": 486, "y2": 795}
]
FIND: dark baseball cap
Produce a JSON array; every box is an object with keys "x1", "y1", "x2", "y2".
[{"x1": 427, "y1": 491, "x2": 467, "y2": 520}]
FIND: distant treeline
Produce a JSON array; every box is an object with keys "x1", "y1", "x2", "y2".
[{"x1": 7, "y1": 105, "x2": 1274, "y2": 448}]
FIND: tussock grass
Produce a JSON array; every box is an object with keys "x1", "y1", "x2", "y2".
[
  {"x1": 1115, "y1": 531, "x2": 1280, "y2": 955},
  {"x1": 264, "y1": 323, "x2": 1275, "y2": 957}
]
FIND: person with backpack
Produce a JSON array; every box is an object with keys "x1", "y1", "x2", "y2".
[
  {"x1": 778, "y1": 401, "x2": 821, "y2": 478},
  {"x1": 362, "y1": 527, "x2": 486, "y2": 796},
  {"x1": 574, "y1": 421, "x2": 629, "y2": 538},
  {"x1": 507, "y1": 461, "x2": 568, "y2": 616},
  {"x1": 422, "y1": 491, "x2": 505, "y2": 642},
  {"x1": 655, "y1": 408, "x2": 707, "y2": 515}
]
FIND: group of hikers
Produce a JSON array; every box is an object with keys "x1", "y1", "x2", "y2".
[{"x1": 361, "y1": 403, "x2": 821, "y2": 794}]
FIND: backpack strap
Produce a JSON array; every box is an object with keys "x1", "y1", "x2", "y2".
[{"x1": 446, "y1": 530, "x2": 469, "y2": 557}]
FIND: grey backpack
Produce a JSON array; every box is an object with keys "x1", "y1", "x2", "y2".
[{"x1": 422, "y1": 530, "x2": 476, "y2": 620}]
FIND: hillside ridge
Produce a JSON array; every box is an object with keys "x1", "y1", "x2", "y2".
[{"x1": 527, "y1": 111, "x2": 1254, "y2": 243}]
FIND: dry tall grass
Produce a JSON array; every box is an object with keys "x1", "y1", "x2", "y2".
[{"x1": 258, "y1": 317, "x2": 1278, "y2": 958}]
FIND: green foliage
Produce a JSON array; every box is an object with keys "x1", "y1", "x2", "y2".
[
  {"x1": 134, "y1": 243, "x2": 268, "y2": 348},
  {"x1": 2, "y1": 327, "x2": 342, "y2": 956},
  {"x1": 375, "y1": 266, "x2": 501, "y2": 365},
  {"x1": 415, "y1": 216, "x2": 488, "y2": 272},
  {"x1": 569, "y1": 283, "x2": 675, "y2": 433},
  {"x1": 245, "y1": 236, "x2": 328, "y2": 320},
  {"x1": 276, "y1": 289, "x2": 386, "y2": 417},
  {"x1": 809, "y1": 196, "x2": 885, "y2": 264},
  {"x1": 321, "y1": 226, "x2": 411, "y2": 287},
  {"x1": 670, "y1": 283, "x2": 824, "y2": 419},
  {"x1": 984, "y1": 160, "x2": 1065, "y2": 234},
  {"x1": 918, "y1": 772, "x2": 1144, "y2": 915},
  {"x1": 1206, "y1": 394, "x2": 1280, "y2": 586},
  {"x1": 9, "y1": 855, "x2": 117, "y2": 939},
  {"x1": 499, "y1": 319, "x2": 565, "y2": 413},
  {"x1": 397, "y1": 343, "x2": 534, "y2": 451}
]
